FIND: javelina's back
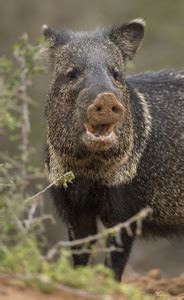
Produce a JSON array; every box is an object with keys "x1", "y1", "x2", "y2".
[{"x1": 126, "y1": 70, "x2": 184, "y2": 235}]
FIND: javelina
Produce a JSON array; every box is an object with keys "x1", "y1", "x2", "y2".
[{"x1": 42, "y1": 19, "x2": 184, "y2": 281}]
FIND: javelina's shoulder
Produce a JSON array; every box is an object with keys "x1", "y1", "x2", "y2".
[
  {"x1": 126, "y1": 69, "x2": 184, "y2": 109},
  {"x1": 126, "y1": 69, "x2": 184, "y2": 84}
]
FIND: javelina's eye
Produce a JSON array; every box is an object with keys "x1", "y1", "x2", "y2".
[
  {"x1": 66, "y1": 67, "x2": 79, "y2": 81},
  {"x1": 112, "y1": 67, "x2": 121, "y2": 81}
]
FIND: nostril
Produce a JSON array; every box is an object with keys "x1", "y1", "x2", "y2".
[
  {"x1": 96, "y1": 106, "x2": 102, "y2": 112},
  {"x1": 112, "y1": 106, "x2": 118, "y2": 113}
]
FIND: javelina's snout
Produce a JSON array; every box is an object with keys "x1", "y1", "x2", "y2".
[
  {"x1": 83, "y1": 93, "x2": 124, "y2": 150},
  {"x1": 87, "y1": 93, "x2": 124, "y2": 125}
]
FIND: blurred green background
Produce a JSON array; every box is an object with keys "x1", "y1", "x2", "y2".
[
  {"x1": 0, "y1": 0, "x2": 183, "y2": 276},
  {"x1": 1, "y1": 0, "x2": 184, "y2": 69}
]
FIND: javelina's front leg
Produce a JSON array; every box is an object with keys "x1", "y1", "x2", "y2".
[
  {"x1": 105, "y1": 230, "x2": 135, "y2": 281},
  {"x1": 102, "y1": 214, "x2": 136, "y2": 281},
  {"x1": 68, "y1": 215, "x2": 97, "y2": 267}
]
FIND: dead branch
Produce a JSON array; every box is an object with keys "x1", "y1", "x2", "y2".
[
  {"x1": 14, "y1": 49, "x2": 31, "y2": 191},
  {"x1": 66, "y1": 246, "x2": 123, "y2": 256},
  {"x1": 47, "y1": 246, "x2": 123, "y2": 260},
  {"x1": 25, "y1": 181, "x2": 56, "y2": 202},
  {"x1": 46, "y1": 207, "x2": 152, "y2": 260},
  {"x1": 25, "y1": 171, "x2": 74, "y2": 203}
]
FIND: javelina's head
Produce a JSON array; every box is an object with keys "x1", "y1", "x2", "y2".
[{"x1": 43, "y1": 19, "x2": 145, "y2": 169}]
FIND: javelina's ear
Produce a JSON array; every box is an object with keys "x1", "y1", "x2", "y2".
[
  {"x1": 42, "y1": 25, "x2": 70, "y2": 66},
  {"x1": 109, "y1": 19, "x2": 145, "y2": 60},
  {"x1": 42, "y1": 25, "x2": 70, "y2": 47}
]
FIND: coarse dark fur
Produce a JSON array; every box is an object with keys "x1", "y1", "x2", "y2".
[{"x1": 43, "y1": 19, "x2": 184, "y2": 281}]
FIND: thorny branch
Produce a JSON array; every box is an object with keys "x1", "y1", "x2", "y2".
[
  {"x1": 26, "y1": 181, "x2": 57, "y2": 202},
  {"x1": 22, "y1": 173, "x2": 152, "y2": 258},
  {"x1": 25, "y1": 171, "x2": 75, "y2": 203},
  {"x1": 46, "y1": 207, "x2": 152, "y2": 260},
  {"x1": 22, "y1": 171, "x2": 152, "y2": 258},
  {"x1": 15, "y1": 55, "x2": 30, "y2": 181},
  {"x1": 16, "y1": 201, "x2": 55, "y2": 233},
  {"x1": 68, "y1": 246, "x2": 123, "y2": 255}
]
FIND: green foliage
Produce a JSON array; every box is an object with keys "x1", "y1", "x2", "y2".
[
  {"x1": 63, "y1": 171, "x2": 75, "y2": 188},
  {"x1": 0, "y1": 59, "x2": 17, "y2": 131},
  {"x1": 0, "y1": 242, "x2": 159, "y2": 299},
  {"x1": 0, "y1": 244, "x2": 117, "y2": 294},
  {"x1": 13, "y1": 33, "x2": 46, "y2": 75},
  {"x1": 0, "y1": 239, "x2": 41, "y2": 274},
  {"x1": 0, "y1": 33, "x2": 45, "y2": 133},
  {"x1": 0, "y1": 33, "x2": 47, "y2": 259},
  {"x1": 0, "y1": 57, "x2": 12, "y2": 75}
]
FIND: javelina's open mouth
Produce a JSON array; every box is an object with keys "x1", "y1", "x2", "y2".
[
  {"x1": 82, "y1": 122, "x2": 117, "y2": 150},
  {"x1": 84, "y1": 123, "x2": 115, "y2": 137}
]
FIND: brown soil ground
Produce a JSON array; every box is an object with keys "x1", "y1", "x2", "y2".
[
  {"x1": 124, "y1": 269, "x2": 184, "y2": 300},
  {"x1": 0, "y1": 277, "x2": 94, "y2": 300},
  {"x1": 0, "y1": 270, "x2": 184, "y2": 300}
]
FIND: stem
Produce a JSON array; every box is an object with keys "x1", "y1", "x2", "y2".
[{"x1": 15, "y1": 53, "x2": 31, "y2": 191}]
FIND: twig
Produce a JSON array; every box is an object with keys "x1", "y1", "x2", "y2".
[
  {"x1": 23, "y1": 214, "x2": 56, "y2": 231},
  {"x1": 28, "y1": 202, "x2": 38, "y2": 222},
  {"x1": 17, "y1": 68, "x2": 30, "y2": 179},
  {"x1": 69, "y1": 246, "x2": 123, "y2": 255},
  {"x1": 25, "y1": 171, "x2": 74, "y2": 203},
  {"x1": 25, "y1": 181, "x2": 56, "y2": 202},
  {"x1": 47, "y1": 246, "x2": 123, "y2": 260},
  {"x1": 46, "y1": 207, "x2": 152, "y2": 259},
  {"x1": 16, "y1": 214, "x2": 55, "y2": 233},
  {"x1": 14, "y1": 50, "x2": 31, "y2": 189}
]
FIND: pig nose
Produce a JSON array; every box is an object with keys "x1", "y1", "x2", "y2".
[{"x1": 87, "y1": 93, "x2": 124, "y2": 125}]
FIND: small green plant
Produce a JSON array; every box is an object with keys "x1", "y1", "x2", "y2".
[
  {"x1": 63, "y1": 171, "x2": 75, "y2": 188},
  {"x1": 0, "y1": 242, "x2": 159, "y2": 299}
]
